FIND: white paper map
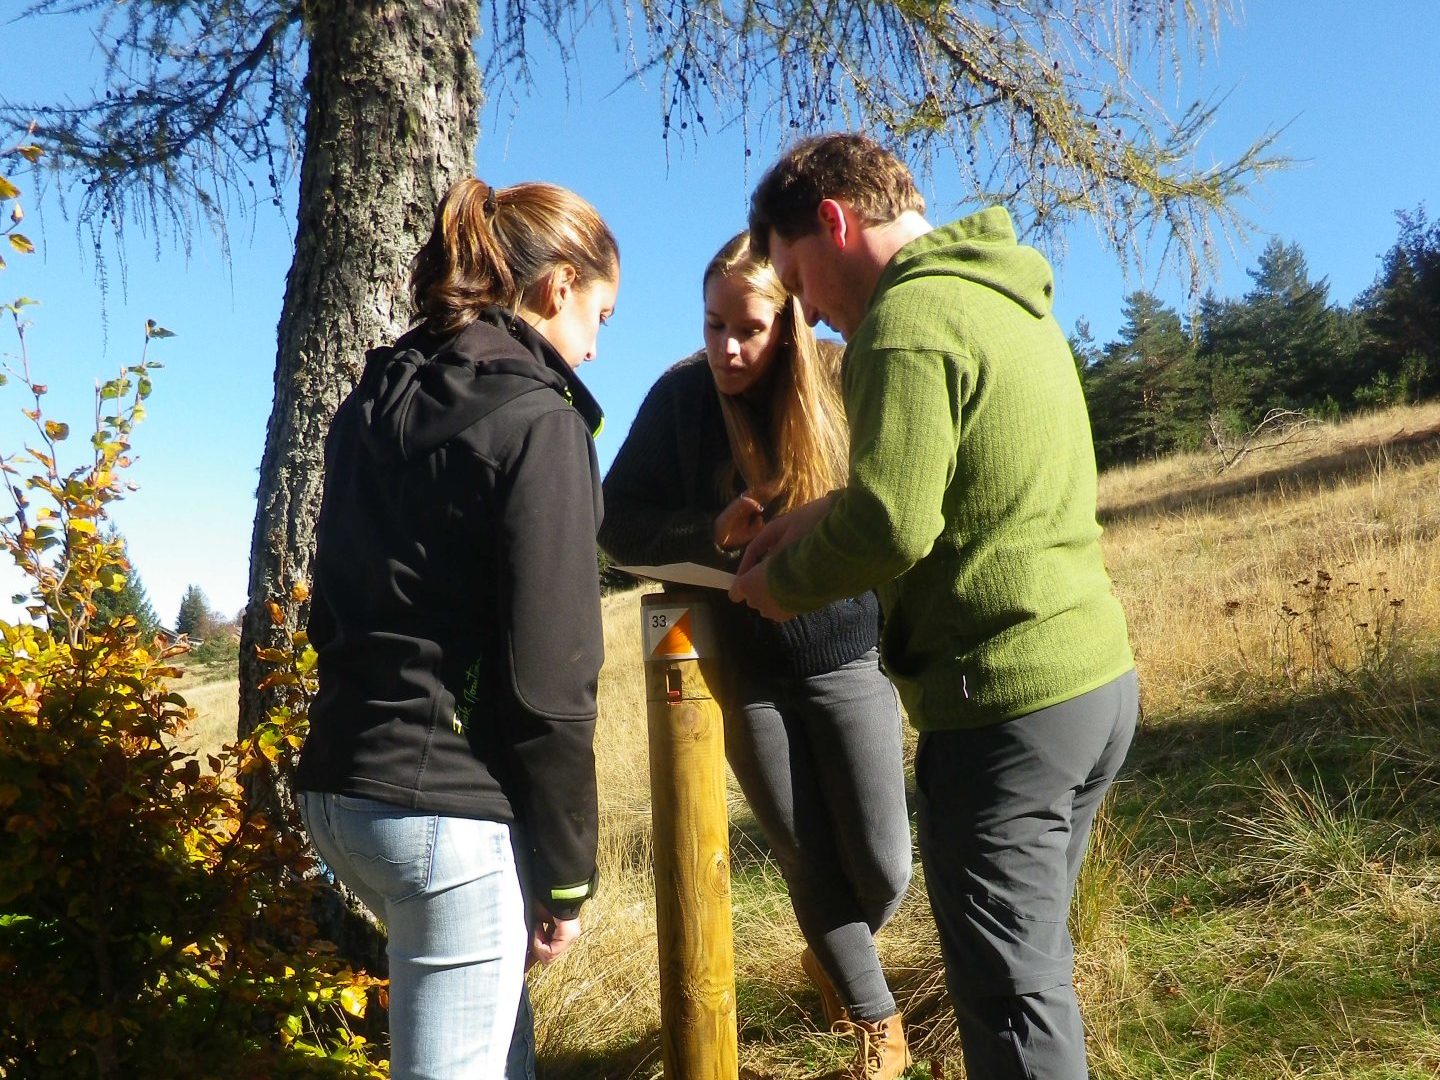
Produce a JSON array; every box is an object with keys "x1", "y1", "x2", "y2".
[{"x1": 616, "y1": 561, "x2": 734, "y2": 590}]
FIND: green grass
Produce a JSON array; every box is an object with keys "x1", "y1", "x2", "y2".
[{"x1": 1089, "y1": 663, "x2": 1440, "y2": 1080}]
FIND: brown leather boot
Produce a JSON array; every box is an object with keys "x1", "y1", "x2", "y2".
[
  {"x1": 801, "y1": 947, "x2": 849, "y2": 1030},
  {"x1": 834, "y1": 1012, "x2": 912, "y2": 1080}
]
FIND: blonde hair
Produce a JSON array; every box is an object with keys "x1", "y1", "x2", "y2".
[
  {"x1": 702, "y1": 231, "x2": 848, "y2": 513},
  {"x1": 411, "y1": 178, "x2": 619, "y2": 335}
]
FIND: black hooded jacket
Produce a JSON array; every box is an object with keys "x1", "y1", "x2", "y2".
[{"x1": 295, "y1": 309, "x2": 604, "y2": 916}]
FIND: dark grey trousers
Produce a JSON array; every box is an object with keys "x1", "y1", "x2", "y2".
[
  {"x1": 916, "y1": 669, "x2": 1138, "y2": 1080},
  {"x1": 723, "y1": 648, "x2": 913, "y2": 1022}
]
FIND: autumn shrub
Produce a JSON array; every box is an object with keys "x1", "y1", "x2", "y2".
[{"x1": 0, "y1": 303, "x2": 384, "y2": 1078}]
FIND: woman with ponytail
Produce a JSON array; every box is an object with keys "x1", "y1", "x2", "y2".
[
  {"x1": 600, "y1": 232, "x2": 913, "y2": 1079},
  {"x1": 296, "y1": 178, "x2": 618, "y2": 1078}
]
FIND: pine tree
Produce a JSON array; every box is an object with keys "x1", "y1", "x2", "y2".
[
  {"x1": 1198, "y1": 240, "x2": 1351, "y2": 416},
  {"x1": 92, "y1": 535, "x2": 161, "y2": 640},
  {"x1": 1357, "y1": 205, "x2": 1440, "y2": 402},
  {"x1": 175, "y1": 585, "x2": 214, "y2": 640},
  {"x1": 1085, "y1": 292, "x2": 1200, "y2": 467}
]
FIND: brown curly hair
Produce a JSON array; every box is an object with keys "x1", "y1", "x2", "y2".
[{"x1": 749, "y1": 133, "x2": 925, "y2": 258}]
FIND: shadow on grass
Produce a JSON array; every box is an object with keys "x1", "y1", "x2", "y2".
[
  {"x1": 1097, "y1": 660, "x2": 1440, "y2": 1077},
  {"x1": 538, "y1": 977, "x2": 823, "y2": 1080},
  {"x1": 1117, "y1": 661, "x2": 1440, "y2": 854},
  {"x1": 1099, "y1": 424, "x2": 1440, "y2": 529},
  {"x1": 540, "y1": 1028, "x2": 662, "y2": 1080}
]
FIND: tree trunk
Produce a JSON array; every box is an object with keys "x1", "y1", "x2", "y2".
[{"x1": 238, "y1": 0, "x2": 479, "y2": 819}]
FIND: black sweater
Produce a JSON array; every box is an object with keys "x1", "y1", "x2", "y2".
[
  {"x1": 296, "y1": 311, "x2": 603, "y2": 917},
  {"x1": 599, "y1": 354, "x2": 878, "y2": 678}
]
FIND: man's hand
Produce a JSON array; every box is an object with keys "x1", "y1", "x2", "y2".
[
  {"x1": 727, "y1": 492, "x2": 837, "y2": 620},
  {"x1": 728, "y1": 561, "x2": 796, "y2": 622},
  {"x1": 527, "y1": 904, "x2": 582, "y2": 969},
  {"x1": 733, "y1": 492, "x2": 837, "y2": 576},
  {"x1": 714, "y1": 492, "x2": 766, "y2": 551}
]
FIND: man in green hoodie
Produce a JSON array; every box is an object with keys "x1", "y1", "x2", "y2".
[{"x1": 731, "y1": 133, "x2": 1137, "y2": 1080}]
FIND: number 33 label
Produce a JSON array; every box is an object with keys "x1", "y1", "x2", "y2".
[{"x1": 645, "y1": 606, "x2": 700, "y2": 659}]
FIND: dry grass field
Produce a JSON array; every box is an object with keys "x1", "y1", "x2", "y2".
[
  {"x1": 178, "y1": 399, "x2": 1440, "y2": 1078},
  {"x1": 167, "y1": 667, "x2": 240, "y2": 759}
]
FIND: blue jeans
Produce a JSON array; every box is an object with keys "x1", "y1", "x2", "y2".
[{"x1": 299, "y1": 791, "x2": 535, "y2": 1080}]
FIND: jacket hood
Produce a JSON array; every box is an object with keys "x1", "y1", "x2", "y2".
[
  {"x1": 878, "y1": 206, "x2": 1054, "y2": 320},
  {"x1": 354, "y1": 308, "x2": 605, "y2": 462}
]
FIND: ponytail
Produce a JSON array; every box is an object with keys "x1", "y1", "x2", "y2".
[{"x1": 410, "y1": 178, "x2": 619, "y2": 336}]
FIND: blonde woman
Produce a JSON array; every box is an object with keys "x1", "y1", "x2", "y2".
[
  {"x1": 297, "y1": 178, "x2": 618, "y2": 1079},
  {"x1": 600, "y1": 232, "x2": 913, "y2": 1079}
]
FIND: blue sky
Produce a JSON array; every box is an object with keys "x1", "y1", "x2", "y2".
[{"x1": 2, "y1": 2, "x2": 1438, "y2": 626}]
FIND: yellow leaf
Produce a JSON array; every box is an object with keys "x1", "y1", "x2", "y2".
[
  {"x1": 289, "y1": 582, "x2": 310, "y2": 602},
  {"x1": 266, "y1": 600, "x2": 285, "y2": 625},
  {"x1": 0, "y1": 176, "x2": 18, "y2": 199},
  {"x1": 8, "y1": 234, "x2": 35, "y2": 255},
  {"x1": 340, "y1": 984, "x2": 367, "y2": 1018}
]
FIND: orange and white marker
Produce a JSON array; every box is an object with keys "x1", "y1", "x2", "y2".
[{"x1": 644, "y1": 603, "x2": 714, "y2": 661}]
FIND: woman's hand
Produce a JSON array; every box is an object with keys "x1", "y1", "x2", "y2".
[
  {"x1": 527, "y1": 904, "x2": 583, "y2": 969},
  {"x1": 713, "y1": 492, "x2": 766, "y2": 551}
]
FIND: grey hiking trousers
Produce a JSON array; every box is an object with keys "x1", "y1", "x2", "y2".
[
  {"x1": 916, "y1": 668, "x2": 1138, "y2": 1080},
  {"x1": 722, "y1": 647, "x2": 913, "y2": 1023}
]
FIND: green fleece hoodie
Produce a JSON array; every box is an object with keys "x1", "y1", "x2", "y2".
[{"x1": 767, "y1": 207, "x2": 1133, "y2": 729}]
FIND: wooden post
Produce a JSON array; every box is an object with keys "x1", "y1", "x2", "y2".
[{"x1": 642, "y1": 590, "x2": 738, "y2": 1080}]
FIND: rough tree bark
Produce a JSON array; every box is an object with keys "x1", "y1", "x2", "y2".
[{"x1": 238, "y1": 0, "x2": 480, "y2": 822}]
